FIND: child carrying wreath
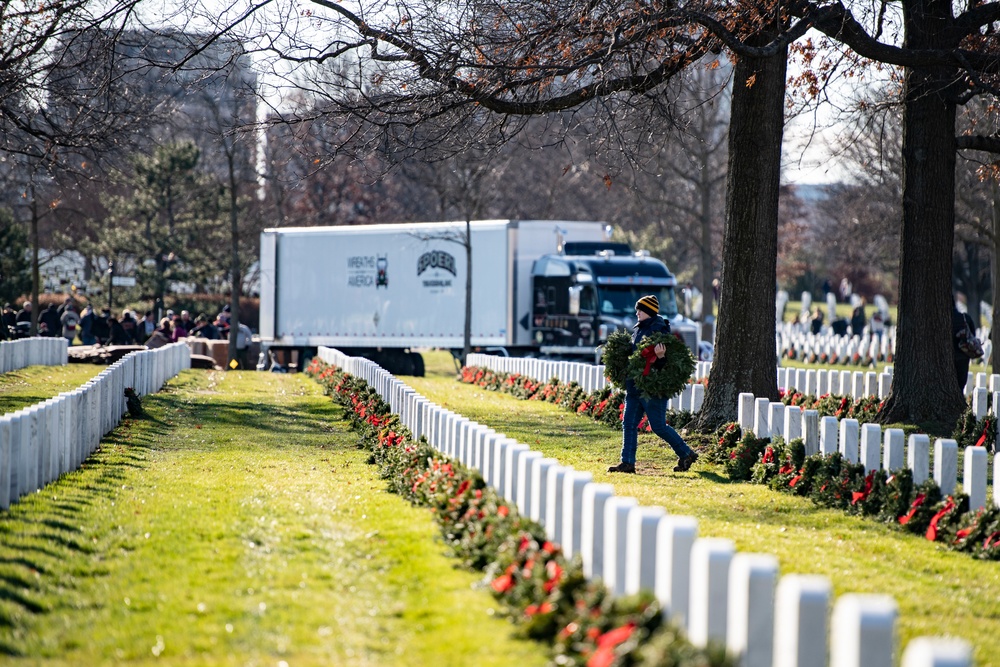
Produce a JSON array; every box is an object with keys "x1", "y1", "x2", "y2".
[{"x1": 603, "y1": 294, "x2": 699, "y2": 474}]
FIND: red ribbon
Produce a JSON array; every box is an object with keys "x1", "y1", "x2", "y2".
[
  {"x1": 926, "y1": 498, "x2": 956, "y2": 541},
  {"x1": 789, "y1": 473, "x2": 803, "y2": 487},
  {"x1": 976, "y1": 418, "x2": 991, "y2": 449},
  {"x1": 898, "y1": 493, "x2": 927, "y2": 525},
  {"x1": 851, "y1": 471, "x2": 875, "y2": 506},
  {"x1": 762, "y1": 446, "x2": 774, "y2": 464},
  {"x1": 984, "y1": 531, "x2": 1000, "y2": 550},
  {"x1": 640, "y1": 345, "x2": 658, "y2": 376}
]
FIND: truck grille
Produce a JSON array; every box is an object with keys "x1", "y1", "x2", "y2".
[{"x1": 677, "y1": 328, "x2": 698, "y2": 356}]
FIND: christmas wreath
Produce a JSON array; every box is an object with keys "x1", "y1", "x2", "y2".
[
  {"x1": 626, "y1": 332, "x2": 696, "y2": 400},
  {"x1": 601, "y1": 329, "x2": 633, "y2": 388}
]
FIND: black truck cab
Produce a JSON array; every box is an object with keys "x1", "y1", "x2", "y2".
[{"x1": 530, "y1": 243, "x2": 696, "y2": 357}]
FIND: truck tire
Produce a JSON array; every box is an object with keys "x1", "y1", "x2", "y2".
[{"x1": 409, "y1": 352, "x2": 425, "y2": 377}]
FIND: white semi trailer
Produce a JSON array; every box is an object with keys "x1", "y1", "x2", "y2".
[{"x1": 258, "y1": 219, "x2": 698, "y2": 375}]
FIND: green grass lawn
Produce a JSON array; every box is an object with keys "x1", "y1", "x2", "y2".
[
  {"x1": 0, "y1": 365, "x2": 107, "y2": 415},
  {"x1": 0, "y1": 369, "x2": 549, "y2": 667},
  {"x1": 405, "y1": 350, "x2": 1000, "y2": 667}
]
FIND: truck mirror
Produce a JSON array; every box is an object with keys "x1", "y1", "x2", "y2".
[{"x1": 568, "y1": 285, "x2": 582, "y2": 316}]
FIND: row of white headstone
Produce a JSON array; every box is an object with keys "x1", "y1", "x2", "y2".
[
  {"x1": 0, "y1": 342, "x2": 191, "y2": 510},
  {"x1": 464, "y1": 353, "x2": 710, "y2": 412},
  {"x1": 469, "y1": 350, "x2": 998, "y2": 408},
  {"x1": 737, "y1": 392, "x2": 1000, "y2": 512},
  {"x1": 776, "y1": 326, "x2": 896, "y2": 365},
  {"x1": 0, "y1": 337, "x2": 68, "y2": 373},
  {"x1": 319, "y1": 346, "x2": 972, "y2": 667}
]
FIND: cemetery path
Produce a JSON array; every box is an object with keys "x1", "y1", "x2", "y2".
[
  {"x1": 403, "y1": 356, "x2": 1000, "y2": 667},
  {"x1": 0, "y1": 369, "x2": 549, "y2": 667}
]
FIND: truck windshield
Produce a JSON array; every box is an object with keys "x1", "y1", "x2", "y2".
[{"x1": 599, "y1": 287, "x2": 679, "y2": 318}]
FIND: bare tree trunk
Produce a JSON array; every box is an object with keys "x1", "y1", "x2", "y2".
[
  {"x1": 878, "y1": 0, "x2": 966, "y2": 425},
  {"x1": 992, "y1": 186, "x2": 1000, "y2": 372},
  {"x1": 699, "y1": 165, "x2": 715, "y2": 343},
  {"x1": 226, "y1": 158, "x2": 242, "y2": 369},
  {"x1": 462, "y1": 217, "x2": 472, "y2": 365},
  {"x1": 30, "y1": 184, "x2": 40, "y2": 337},
  {"x1": 694, "y1": 45, "x2": 786, "y2": 430}
]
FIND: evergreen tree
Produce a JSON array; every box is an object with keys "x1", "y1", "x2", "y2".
[{"x1": 0, "y1": 209, "x2": 31, "y2": 305}]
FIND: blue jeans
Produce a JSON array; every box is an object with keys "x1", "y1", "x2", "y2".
[{"x1": 620, "y1": 393, "x2": 693, "y2": 465}]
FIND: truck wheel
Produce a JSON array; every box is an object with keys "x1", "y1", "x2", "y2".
[{"x1": 409, "y1": 352, "x2": 425, "y2": 377}]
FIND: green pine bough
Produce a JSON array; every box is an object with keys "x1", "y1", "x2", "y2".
[{"x1": 600, "y1": 329, "x2": 632, "y2": 388}]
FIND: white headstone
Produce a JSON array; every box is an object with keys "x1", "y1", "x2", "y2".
[
  {"x1": 995, "y1": 453, "x2": 1000, "y2": 509},
  {"x1": 860, "y1": 424, "x2": 881, "y2": 472},
  {"x1": 820, "y1": 417, "x2": 839, "y2": 456},
  {"x1": 901, "y1": 638, "x2": 972, "y2": 667},
  {"x1": 774, "y1": 575, "x2": 831, "y2": 667},
  {"x1": 963, "y1": 446, "x2": 987, "y2": 511},
  {"x1": 754, "y1": 398, "x2": 771, "y2": 438},
  {"x1": 688, "y1": 537, "x2": 735, "y2": 647},
  {"x1": 562, "y1": 471, "x2": 594, "y2": 558},
  {"x1": 739, "y1": 394, "x2": 756, "y2": 431},
  {"x1": 783, "y1": 407, "x2": 802, "y2": 443},
  {"x1": 545, "y1": 466, "x2": 571, "y2": 543},
  {"x1": 802, "y1": 411, "x2": 820, "y2": 456},
  {"x1": 972, "y1": 388, "x2": 989, "y2": 420},
  {"x1": 0, "y1": 416, "x2": 10, "y2": 510},
  {"x1": 840, "y1": 419, "x2": 860, "y2": 463},
  {"x1": 908, "y1": 434, "x2": 930, "y2": 485},
  {"x1": 830, "y1": 595, "x2": 897, "y2": 667},
  {"x1": 516, "y1": 451, "x2": 542, "y2": 517},
  {"x1": 727, "y1": 554, "x2": 779, "y2": 667},
  {"x1": 603, "y1": 496, "x2": 638, "y2": 596},
  {"x1": 655, "y1": 515, "x2": 698, "y2": 627},
  {"x1": 580, "y1": 483, "x2": 615, "y2": 578},
  {"x1": 530, "y1": 458, "x2": 558, "y2": 523},
  {"x1": 624, "y1": 506, "x2": 667, "y2": 595},
  {"x1": 883, "y1": 429, "x2": 905, "y2": 472},
  {"x1": 933, "y1": 439, "x2": 958, "y2": 496}
]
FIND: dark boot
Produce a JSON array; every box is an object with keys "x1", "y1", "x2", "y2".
[
  {"x1": 673, "y1": 452, "x2": 699, "y2": 472},
  {"x1": 607, "y1": 462, "x2": 636, "y2": 474}
]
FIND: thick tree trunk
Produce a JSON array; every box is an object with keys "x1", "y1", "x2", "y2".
[
  {"x1": 694, "y1": 46, "x2": 786, "y2": 430},
  {"x1": 699, "y1": 160, "x2": 715, "y2": 342},
  {"x1": 877, "y1": 0, "x2": 966, "y2": 426},
  {"x1": 30, "y1": 188, "x2": 40, "y2": 337},
  {"x1": 992, "y1": 187, "x2": 1000, "y2": 372}
]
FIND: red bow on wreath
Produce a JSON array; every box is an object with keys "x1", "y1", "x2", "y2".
[
  {"x1": 976, "y1": 418, "x2": 991, "y2": 449},
  {"x1": 640, "y1": 346, "x2": 659, "y2": 376}
]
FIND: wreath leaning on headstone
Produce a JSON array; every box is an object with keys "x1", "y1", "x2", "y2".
[
  {"x1": 626, "y1": 332, "x2": 696, "y2": 400},
  {"x1": 601, "y1": 329, "x2": 634, "y2": 389}
]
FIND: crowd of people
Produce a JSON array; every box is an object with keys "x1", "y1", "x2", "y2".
[{"x1": 1, "y1": 298, "x2": 241, "y2": 349}]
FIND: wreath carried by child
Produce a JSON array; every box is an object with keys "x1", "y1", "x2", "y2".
[
  {"x1": 601, "y1": 329, "x2": 634, "y2": 388},
  {"x1": 626, "y1": 332, "x2": 696, "y2": 399},
  {"x1": 602, "y1": 329, "x2": 695, "y2": 399}
]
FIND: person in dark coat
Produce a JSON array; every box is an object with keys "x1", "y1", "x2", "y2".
[
  {"x1": 40, "y1": 304, "x2": 61, "y2": 337},
  {"x1": 107, "y1": 314, "x2": 129, "y2": 345},
  {"x1": 15, "y1": 301, "x2": 31, "y2": 323},
  {"x1": 91, "y1": 309, "x2": 111, "y2": 344},
  {"x1": 190, "y1": 313, "x2": 220, "y2": 339},
  {"x1": 608, "y1": 295, "x2": 698, "y2": 474},
  {"x1": 850, "y1": 301, "x2": 867, "y2": 337},
  {"x1": 79, "y1": 305, "x2": 96, "y2": 345},
  {"x1": 1, "y1": 304, "x2": 15, "y2": 331}
]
